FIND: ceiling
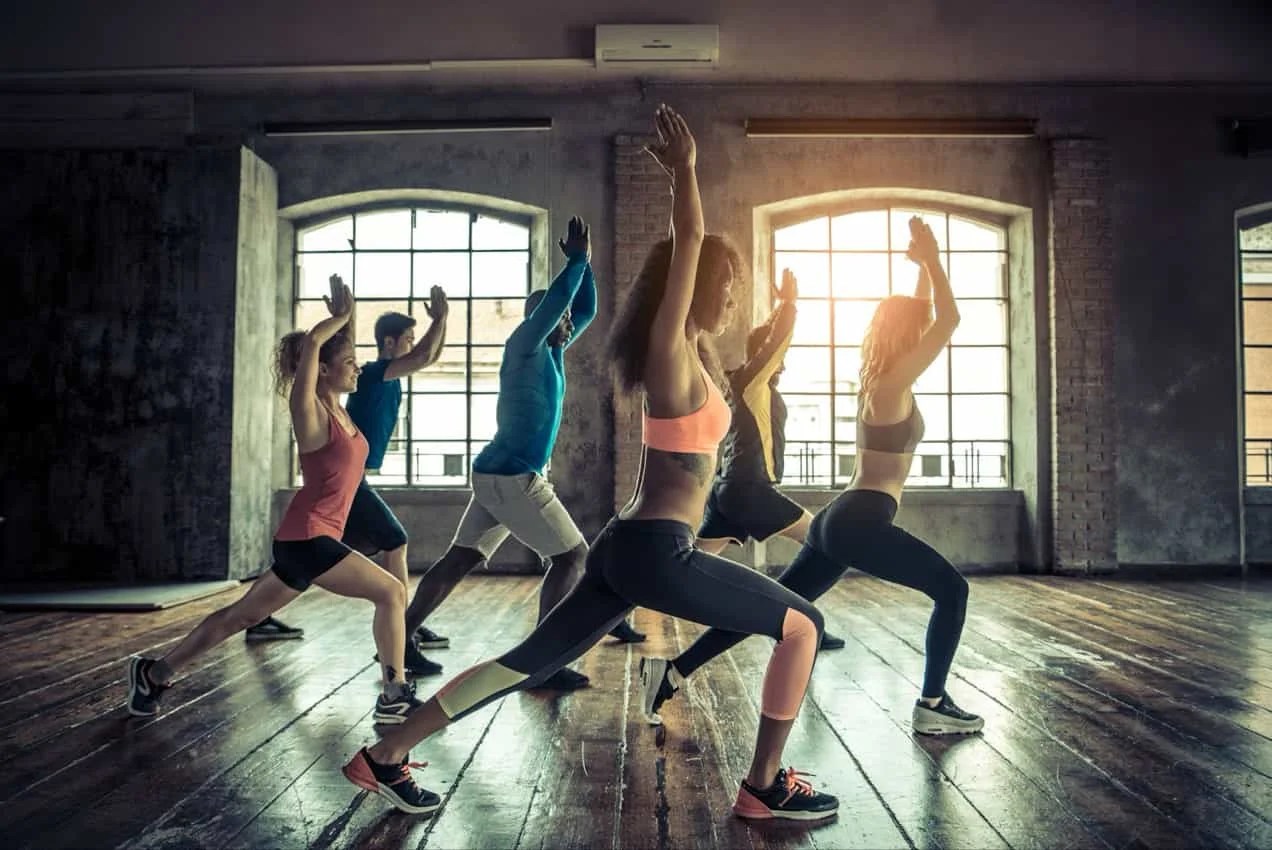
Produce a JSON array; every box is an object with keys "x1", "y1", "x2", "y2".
[{"x1": 2, "y1": 0, "x2": 1270, "y2": 91}]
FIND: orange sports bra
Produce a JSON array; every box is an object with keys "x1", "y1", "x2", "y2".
[{"x1": 642, "y1": 362, "x2": 732, "y2": 454}]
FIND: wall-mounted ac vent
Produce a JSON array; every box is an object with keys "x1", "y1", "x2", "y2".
[{"x1": 595, "y1": 25, "x2": 719, "y2": 65}]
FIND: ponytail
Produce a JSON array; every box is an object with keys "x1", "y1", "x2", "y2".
[{"x1": 273, "y1": 331, "x2": 307, "y2": 396}]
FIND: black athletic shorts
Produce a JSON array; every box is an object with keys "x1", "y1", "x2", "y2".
[
  {"x1": 271, "y1": 536, "x2": 354, "y2": 592},
  {"x1": 697, "y1": 478, "x2": 806, "y2": 545},
  {"x1": 341, "y1": 479, "x2": 408, "y2": 557}
]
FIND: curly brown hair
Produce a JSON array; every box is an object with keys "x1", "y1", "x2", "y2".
[
  {"x1": 273, "y1": 331, "x2": 353, "y2": 397},
  {"x1": 605, "y1": 235, "x2": 743, "y2": 397}
]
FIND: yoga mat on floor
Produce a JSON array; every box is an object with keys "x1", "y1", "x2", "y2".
[{"x1": 0, "y1": 580, "x2": 241, "y2": 611}]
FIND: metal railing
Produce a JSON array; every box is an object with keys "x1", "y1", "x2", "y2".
[
  {"x1": 781, "y1": 439, "x2": 1010, "y2": 488},
  {"x1": 355, "y1": 439, "x2": 1012, "y2": 489},
  {"x1": 1245, "y1": 439, "x2": 1272, "y2": 484}
]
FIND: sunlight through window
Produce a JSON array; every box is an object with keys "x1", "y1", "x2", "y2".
[
  {"x1": 1239, "y1": 212, "x2": 1272, "y2": 485},
  {"x1": 294, "y1": 208, "x2": 531, "y2": 487},
  {"x1": 772, "y1": 207, "x2": 1010, "y2": 488}
]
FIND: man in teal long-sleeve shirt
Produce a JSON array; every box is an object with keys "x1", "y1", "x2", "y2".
[{"x1": 403, "y1": 216, "x2": 641, "y2": 691}]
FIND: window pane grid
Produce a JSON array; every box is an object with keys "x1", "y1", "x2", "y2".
[
  {"x1": 1240, "y1": 215, "x2": 1272, "y2": 484},
  {"x1": 1241, "y1": 223, "x2": 1272, "y2": 485},
  {"x1": 296, "y1": 248, "x2": 527, "y2": 253},
  {"x1": 294, "y1": 207, "x2": 530, "y2": 486},
  {"x1": 773, "y1": 206, "x2": 1011, "y2": 489}
]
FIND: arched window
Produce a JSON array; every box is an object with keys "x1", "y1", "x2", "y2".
[
  {"x1": 770, "y1": 205, "x2": 1011, "y2": 488},
  {"x1": 292, "y1": 206, "x2": 533, "y2": 486},
  {"x1": 1239, "y1": 208, "x2": 1272, "y2": 485}
]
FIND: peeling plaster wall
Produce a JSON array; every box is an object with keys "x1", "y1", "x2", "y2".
[
  {"x1": 1, "y1": 148, "x2": 246, "y2": 580},
  {"x1": 227, "y1": 149, "x2": 279, "y2": 579}
]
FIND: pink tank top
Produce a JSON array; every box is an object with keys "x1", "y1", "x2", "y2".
[
  {"x1": 642, "y1": 362, "x2": 732, "y2": 454},
  {"x1": 275, "y1": 404, "x2": 369, "y2": 541}
]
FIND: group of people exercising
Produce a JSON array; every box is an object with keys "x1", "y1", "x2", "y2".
[{"x1": 126, "y1": 104, "x2": 982, "y2": 823}]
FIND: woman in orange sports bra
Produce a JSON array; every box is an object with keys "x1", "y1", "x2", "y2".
[
  {"x1": 125, "y1": 277, "x2": 424, "y2": 735},
  {"x1": 642, "y1": 216, "x2": 983, "y2": 739},
  {"x1": 341, "y1": 105, "x2": 838, "y2": 822}
]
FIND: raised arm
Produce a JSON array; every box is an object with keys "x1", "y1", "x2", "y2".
[
  {"x1": 913, "y1": 262, "x2": 933, "y2": 301},
  {"x1": 644, "y1": 105, "x2": 704, "y2": 410},
  {"x1": 385, "y1": 285, "x2": 449, "y2": 380},
  {"x1": 509, "y1": 216, "x2": 592, "y2": 352},
  {"x1": 736, "y1": 270, "x2": 798, "y2": 399},
  {"x1": 563, "y1": 264, "x2": 597, "y2": 348},
  {"x1": 290, "y1": 280, "x2": 353, "y2": 440},
  {"x1": 875, "y1": 218, "x2": 960, "y2": 390}
]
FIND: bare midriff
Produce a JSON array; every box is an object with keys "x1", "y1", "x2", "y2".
[
  {"x1": 847, "y1": 448, "x2": 911, "y2": 505},
  {"x1": 618, "y1": 446, "x2": 716, "y2": 527}
]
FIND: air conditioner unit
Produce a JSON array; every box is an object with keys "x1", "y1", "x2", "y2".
[{"x1": 595, "y1": 25, "x2": 719, "y2": 66}]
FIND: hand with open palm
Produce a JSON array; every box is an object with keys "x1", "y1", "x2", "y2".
[
  {"x1": 325, "y1": 274, "x2": 353, "y2": 319},
  {"x1": 644, "y1": 104, "x2": 697, "y2": 177}
]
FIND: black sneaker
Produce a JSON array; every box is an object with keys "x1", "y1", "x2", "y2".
[
  {"x1": 819, "y1": 631, "x2": 845, "y2": 651},
  {"x1": 733, "y1": 767, "x2": 838, "y2": 821},
  {"x1": 912, "y1": 693, "x2": 984, "y2": 735},
  {"x1": 126, "y1": 656, "x2": 169, "y2": 717},
  {"x1": 608, "y1": 619, "x2": 647, "y2": 644},
  {"x1": 374, "y1": 647, "x2": 443, "y2": 677},
  {"x1": 534, "y1": 667, "x2": 590, "y2": 690},
  {"x1": 342, "y1": 747, "x2": 440, "y2": 815},
  {"x1": 638, "y1": 657, "x2": 680, "y2": 726},
  {"x1": 245, "y1": 616, "x2": 305, "y2": 642},
  {"x1": 374, "y1": 682, "x2": 424, "y2": 725},
  {"x1": 414, "y1": 626, "x2": 449, "y2": 649},
  {"x1": 405, "y1": 643, "x2": 443, "y2": 676}
]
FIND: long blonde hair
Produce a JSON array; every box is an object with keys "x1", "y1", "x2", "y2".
[{"x1": 858, "y1": 295, "x2": 933, "y2": 396}]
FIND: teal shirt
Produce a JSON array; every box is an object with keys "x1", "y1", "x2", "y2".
[
  {"x1": 472, "y1": 254, "x2": 596, "y2": 475},
  {"x1": 345, "y1": 358, "x2": 400, "y2": 470}
]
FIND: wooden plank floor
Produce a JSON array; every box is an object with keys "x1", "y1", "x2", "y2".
[{"x1": 2, "y1": 573, "x2": 1271, "y2": 849}]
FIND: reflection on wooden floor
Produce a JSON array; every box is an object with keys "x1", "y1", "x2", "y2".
[{"x1": 2, "y1": 572, "x2": 1271, "y2": 849}]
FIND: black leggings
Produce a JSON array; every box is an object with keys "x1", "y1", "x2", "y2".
[
  {"x1": 675, "y1": 489, "x2": 969, "y2": 699},
  {"x1": 435, "y1": 518, "x2": 824, "y2": 723}
]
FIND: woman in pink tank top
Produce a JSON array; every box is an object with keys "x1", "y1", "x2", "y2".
[{"x1": 125, "y1": 277, "x2": 422, "y2": 726}]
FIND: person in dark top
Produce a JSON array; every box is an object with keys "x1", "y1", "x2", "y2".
[
  {"x1": 689, "y1": 268, "x2": 844, "y2": 651},
  {"x1": 641, "y1": 218, "x2": 983, "y2": 738},
  {"x1": 248, "y1": 278, "x2": 452, "y2": 679}
]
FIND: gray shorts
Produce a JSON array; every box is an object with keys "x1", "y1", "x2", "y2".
[{"x1": 453, "y1": 471, "x2": 586, "y2": 560}]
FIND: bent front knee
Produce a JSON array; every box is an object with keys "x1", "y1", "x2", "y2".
[
  {"x1": 372, "y1": 582, "x2": 407, "y2": 612},
  {"x1": 782, "y1": 603, "x2": 824, "y2": 644}
]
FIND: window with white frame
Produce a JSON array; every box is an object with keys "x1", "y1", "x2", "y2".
[
  {"x1": 293, "y1": 207, "x2": 532, "y2": 486},
  {"x1": 1239, "y1": 211, "x2": 1272, "y2": 485},
  {"x1": 771, "y1": 206, "x2": 1011, "y2": 488}
]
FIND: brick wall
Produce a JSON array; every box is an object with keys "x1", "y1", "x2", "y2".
[
  {"x1": 1049, "y1": 138, "x2": 1117, "y2": 573},
  {"x1": 612, "y1": 134, "x2": 672, "y2": 509}
]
